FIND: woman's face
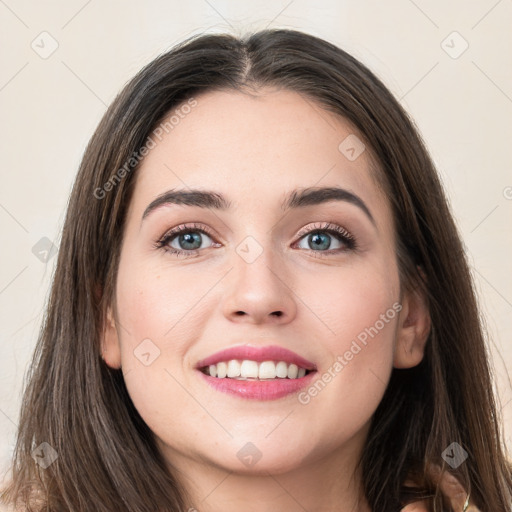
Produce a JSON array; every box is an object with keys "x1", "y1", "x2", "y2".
[{"x1": 103, "y1": 88, "x2": 419, "y2": 477}]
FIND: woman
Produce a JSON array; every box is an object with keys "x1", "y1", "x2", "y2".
[{"x1": 2, "y1": 28, "x2": 510, "y2": 511}]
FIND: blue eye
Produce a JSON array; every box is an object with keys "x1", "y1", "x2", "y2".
[
  {"x1": 170, "y1": 231, "x2": 212, "y2": 251},
  {"x1": 155, "y1": 221, "x2": 356, "y2": 259},
  {"x1": 155, "y1": 223, "x2": 217, "y2": 258},
  {"x1": 294, "y1": 222, "x2": 356, "y2": 255},
  {"x1": 297, "y1": 231, "x2": 344, "y2": 251}
]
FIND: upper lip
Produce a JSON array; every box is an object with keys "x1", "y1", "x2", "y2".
[{"x1": 196, "y1": 344, "x2": 317, "y2": 371}]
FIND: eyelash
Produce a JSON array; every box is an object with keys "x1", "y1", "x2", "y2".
[{"x1": 154, "y1": 221, "x2": 357, "y2": 259}]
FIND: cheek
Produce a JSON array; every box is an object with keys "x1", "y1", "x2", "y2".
[
  {"x1": 294, "y1": 256, "x2": 399, "y2": 354},
  {"x1": 112, "y1": 257, "x2": 224, "y2": 432},
  {"x1": 115, "y1": 259, "x2": 216, "y2": 355},
  {"x1": 293, "y1": 260, "x2": 399, "y2": 428}
]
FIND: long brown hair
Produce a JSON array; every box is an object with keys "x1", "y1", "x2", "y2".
[{"x1": 2, "y1": 28, "x2": 511, "y2": 511}]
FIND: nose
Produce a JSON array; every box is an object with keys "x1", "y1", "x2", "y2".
[{"x1": 221, "y1": 240, "x2": 298, "y2": 325}]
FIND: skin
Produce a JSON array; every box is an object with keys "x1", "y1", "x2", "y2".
[{"x1": 102, "y1": 88, "x2": 433, "y2": 512}]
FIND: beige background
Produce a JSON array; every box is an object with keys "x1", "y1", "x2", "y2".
[{"x1": 1, "y1": 0, "x2": 511, "y2": 489}]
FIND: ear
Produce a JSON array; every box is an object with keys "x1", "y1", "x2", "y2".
[
  {"x1": 393, "y1": 284, "x2": 431, "y2": 369},
  {"x1": 101, "y1": 305, "x2": 122, "y2": 369}
]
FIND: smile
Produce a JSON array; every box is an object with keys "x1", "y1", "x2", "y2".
[
  {"x1": 200, "y1": 359, "x2": 311, "y2": 380},
  {"x1": 195, "y1": 343, "x2": 318, "y2": 400}
]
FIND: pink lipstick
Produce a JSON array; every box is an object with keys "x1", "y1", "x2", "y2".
[{"x1": 196, "y1": 344, "x2": 317, "y2": 400}]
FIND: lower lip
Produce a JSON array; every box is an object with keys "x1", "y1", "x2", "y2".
[{"x1": 197, "y1": 370, "x2": 317, "y2": 400}]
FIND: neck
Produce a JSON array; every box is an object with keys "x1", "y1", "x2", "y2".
[{"x1": 160, "y1": 428, "x2": 372, "y2": 512}]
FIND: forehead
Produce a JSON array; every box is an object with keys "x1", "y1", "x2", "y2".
[{"x1": 130, "y1": 88, "x2": 390, "y2": 222}]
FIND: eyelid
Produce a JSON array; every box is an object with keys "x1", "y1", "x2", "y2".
[
  {"x1": 295, "y1": 221, "x2": 354, "y2": 241},
  {"x1": 156, "y1": 222, "x2": 216, "y2": 243}
]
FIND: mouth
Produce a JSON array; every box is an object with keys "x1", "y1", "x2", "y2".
[{"x1": 195, "y1": 344, "x2": 318, "y2": 400}]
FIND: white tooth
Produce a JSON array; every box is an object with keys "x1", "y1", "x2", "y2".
[
  {"x1": 227, "y1": 359, "x2": 241, "y2": 378},
  {"x1": 208, "y1": 359, "x2": 307, "y2": 380},
  {"x1": 276, "y1": 361, "x2": 288, "y2": 378},
  {"x1": 240, "y1": 360, "x2": 259, "y2": 378},
  {"x1": 258, "y1": 361, "x2": 277, "y2": 379},
  {"x1": 287, "y1": 363, "x2": 298, "y2": 379},
  {"x1": 216, "y1": 361, "x2": 227, "y2": 378}
]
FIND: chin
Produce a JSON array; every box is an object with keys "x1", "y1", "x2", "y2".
[{"x1": 203, "y1": 438, "x2": 312, "y2": 475}]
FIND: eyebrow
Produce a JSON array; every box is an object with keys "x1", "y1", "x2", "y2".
[{"x1": 141, "y1": 186, "x2": 375, "y2": 225}]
